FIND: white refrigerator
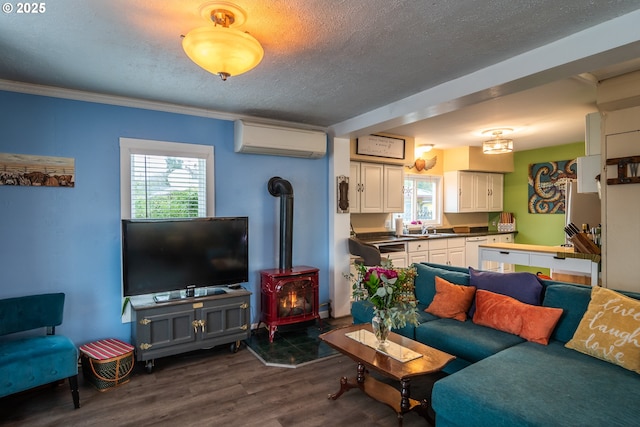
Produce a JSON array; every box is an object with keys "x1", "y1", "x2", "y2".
[{"x1": 565, "y1": 180, "x2": 601, "y2": 234}]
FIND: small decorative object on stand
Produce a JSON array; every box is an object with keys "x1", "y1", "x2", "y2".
[{"x1": 349, "y1": 259, "x2": 419, "y2": 348}]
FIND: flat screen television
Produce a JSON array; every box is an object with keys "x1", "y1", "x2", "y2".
[{"x1": 122, "y1": 217, "x2": 249, "y2": 298}]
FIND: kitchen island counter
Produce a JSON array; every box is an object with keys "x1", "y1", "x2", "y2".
[{"x1": 478, "y1": 242, "x2": 599, "y2": 286}]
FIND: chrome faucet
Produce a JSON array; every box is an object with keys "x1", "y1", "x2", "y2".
[{"x1": 422, "y1": 225, "x2": 436, "y2": 235}]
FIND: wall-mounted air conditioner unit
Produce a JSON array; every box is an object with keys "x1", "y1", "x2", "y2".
[{"x1": 234, "y1": 120, "x2": 327, "y2": 159}]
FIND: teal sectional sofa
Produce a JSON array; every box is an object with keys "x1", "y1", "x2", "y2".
[
  {"x1": 0, "y1": 293, "x2": 80, "y2": 408},
  {"x1": 351, "y1": 263, "x2": 640, "y2": 426}
]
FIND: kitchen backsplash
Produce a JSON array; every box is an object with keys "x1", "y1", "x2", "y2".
[{"x1": 350, "y1": 212, "x2": 492, "y2": 233}]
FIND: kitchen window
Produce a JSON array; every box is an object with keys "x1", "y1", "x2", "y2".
[
  {"x1": 120, "y1": 138, "x2": 215, "y2": 219},
  {"x1": 399, "y1": 174, "x2": 442, "y2": 226}
]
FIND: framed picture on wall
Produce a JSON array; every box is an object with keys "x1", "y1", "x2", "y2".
[
  {"x1": 356, "y1": 135, "x2": 405, "y2": 159},
  {"x1": 0, "y1": 153, "x2": 75, "y2": 187}
]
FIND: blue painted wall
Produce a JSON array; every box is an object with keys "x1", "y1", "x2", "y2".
[{"x1": 0, "y1": 90, "x2": 329, "y2": 345}]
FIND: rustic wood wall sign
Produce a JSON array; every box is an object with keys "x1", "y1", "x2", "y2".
[
  {"x1": 527, "y1": 159, "x2": 576, "y2": 214},
  {"x1": 606, "y1": 155, "x2": 640, "y2": 185},
  {"x1": 0, "y1": 153, "x2": 75, "y2": 187},
  {"x1": 356, "y1": 135, "x2": 405, "y2": 159}
]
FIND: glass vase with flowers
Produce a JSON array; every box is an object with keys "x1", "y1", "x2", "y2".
[{"x1": 350, "y1": 259, "x2": 419, "y2": 347}]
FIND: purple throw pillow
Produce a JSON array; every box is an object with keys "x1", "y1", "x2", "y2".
[{"x1": 468, "y1": 267, "x2": 543, "y2": 317}]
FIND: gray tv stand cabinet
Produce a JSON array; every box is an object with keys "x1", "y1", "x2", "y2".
[{"x1": 130, "y1": 288, "x2": 251, "y2": 373}]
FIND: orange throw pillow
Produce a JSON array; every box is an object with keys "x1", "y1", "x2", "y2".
[
  {"x1": 425, "y1": 276, "x2": 476, "y2": 321},
  {"x1": 473, "y1": 290, "x2": 563, "y2": 345}
]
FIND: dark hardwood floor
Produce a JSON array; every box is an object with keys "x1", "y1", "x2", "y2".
[{"x1": 1, "y1": 333, "x2": 443, "y2": 426}]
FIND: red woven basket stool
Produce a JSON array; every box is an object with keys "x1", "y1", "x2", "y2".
[{"x1": 79, "y1": 338, "x2": 135, "y2": 391}]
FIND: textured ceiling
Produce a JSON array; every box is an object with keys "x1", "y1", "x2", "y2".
[{"x1": 1, "y1": 0, "x2": 640, "y2": 151}]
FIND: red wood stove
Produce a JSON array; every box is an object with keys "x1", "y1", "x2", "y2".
[{"x1": 260, "y1": 266, "x2": 320, "y2": 342}]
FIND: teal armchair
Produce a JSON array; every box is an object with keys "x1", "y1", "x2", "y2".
[{"x1": 0, "y1": 293, "x2": 79, "y2": 408}]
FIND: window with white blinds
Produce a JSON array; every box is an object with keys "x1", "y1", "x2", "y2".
[
  {"x1": 130, "y1": 153, "x2": 206, "y2": 218},
  {"x1": 120, "y1": 138, "x2": 215, "y2": 219}
]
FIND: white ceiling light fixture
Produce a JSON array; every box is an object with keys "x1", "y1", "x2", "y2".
[
  {"x1": 415, "y1": 143, "x2": 434, "y2": 157},
  {"x1": 182, "y1": 2, "x2": 264, "y2": 81},
  {"x1": 482, "y1": 129, "x2": 514, "y2": 154}
]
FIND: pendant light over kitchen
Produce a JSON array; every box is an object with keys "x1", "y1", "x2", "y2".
[
  {"x1": 482, "y1": 129, "x2": 514, "y2": 154},
  {"x1": 182, "y1": 2, "x2": 264, "y2": 81}
]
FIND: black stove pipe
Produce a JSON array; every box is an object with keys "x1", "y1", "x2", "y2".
[{"x1": 268, "y1": 177, "x2": 293, "y2": 270}]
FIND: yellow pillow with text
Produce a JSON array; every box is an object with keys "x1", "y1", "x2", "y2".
[{"x1": 565, "y1": 286, "x2": 640, "y2": 374}]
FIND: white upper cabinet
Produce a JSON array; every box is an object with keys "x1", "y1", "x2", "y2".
[
  {"x1": 350, "y1": 162, "x2": 404, "y2": 213},
  {"x1": 444, "y1": 171, "x2": 504, "y2": 213},
  {"x1": 383, "y1": 164, "x2": 404, "y2": 213},
  {"x1": 487, "y1": 173, "x2": 504, "y2": 211},
  {"x1": 349, "y1": 162, "x2": 362, "y2": 213}
]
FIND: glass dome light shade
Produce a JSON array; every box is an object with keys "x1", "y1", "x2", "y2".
[{"x1": 182, "y1": 26, "x2": 264, "y2": 79}]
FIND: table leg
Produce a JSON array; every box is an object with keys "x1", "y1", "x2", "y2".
[
  {"x1": 413, "y1": 398, "x2": 436, "y2": 426},
  {"x1": 328, "y1": 362, "x2": 367, "y2": 400},
  {"x1": 400, "y1": 378, "x2": 411, "y2": 412},
  {"x1": 356, "y1": 362, "x2": 365, "y2": 384}
]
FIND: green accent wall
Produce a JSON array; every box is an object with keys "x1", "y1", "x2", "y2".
[{"x1": 503, "y1": 142, "x2": 585, "y2": 273}]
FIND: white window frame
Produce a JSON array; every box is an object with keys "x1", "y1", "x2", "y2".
[
  {"x1": 401, "y1": 174, "x2": 443, "y2": 228},
  {"x1": 119, "y1": 137, "x2": 215, "y2": 219}
]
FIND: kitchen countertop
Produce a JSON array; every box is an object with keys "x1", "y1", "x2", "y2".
[
  {"x1": 480, "y1": 242, "x2": 573, "y2": 254},
  {"x1": 356, "y1": 230, "x2": 516, "y2": 245}
]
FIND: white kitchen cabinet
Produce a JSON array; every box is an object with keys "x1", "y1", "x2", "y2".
[
  {"x1": 487, "y1": 173, "x2": 504, "y2": 211},
  {"x1": 444, "y1": 171, "x2": 474, "y2": 212},
  {"x1": 577, "y1": 155, "x2": 601, "y2": 193},
  {"x1": 350, "y1": 162, "x2": 383, "y2": 213},
  {"x1": 473, "y1": 173, "x2": 489, "y2": 211},
  {"x1": 447, "y1": 238, "x2": 467, "y2": 267},
  {"x1": 350, "y1": 162, "x2": 404, "y2": 213},
  {"x1": 384, "y1": 251, "x2": 407, "y2": 268},
  {"x1": 407, "y1": 240, "x2": 429, "y2": 264},
  {"x1": 349, "y1": 162, "x2": 362, "y2": 212},
  {"x1": 444, "y1": 171, "x2": 503, "y2": 213},
  {"x1": 383, "y1": 165, "x2": 405, "y2": 212},
  {"x1": 428, "y1": 237, "x2": 466, "y2": 267}
]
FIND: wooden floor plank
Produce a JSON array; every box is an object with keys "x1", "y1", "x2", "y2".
[{"x1": 0, "y1": 342, "x2": 440, "y2": 426}]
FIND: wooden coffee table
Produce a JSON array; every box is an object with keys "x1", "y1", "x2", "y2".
[{"x1": 319, "y1": 323, "x2": 455, "y2": 426}]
